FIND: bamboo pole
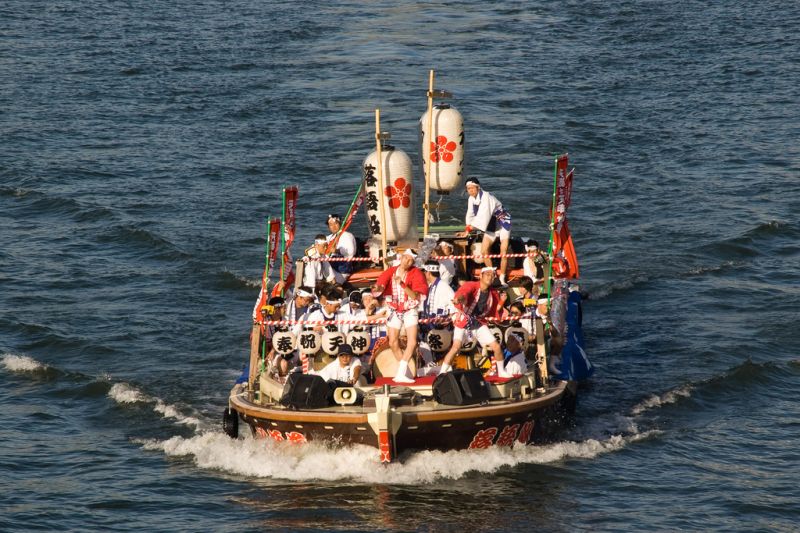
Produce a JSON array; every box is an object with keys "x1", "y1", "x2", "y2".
[
  {"x1": 375, "y1": 109, "x2": 388, "y2": 267},
  {"x1": 424, "y1": 69, "x2": 435, "y2": 237}
]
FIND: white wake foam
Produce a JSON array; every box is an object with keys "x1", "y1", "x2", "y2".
[
  {"x1": 630, "y1": 384, "x2": 693, "y2": 416},
  {"x1": 139, "y1": 429, "x2": 650, "y2": 484},
  {"x1": 1, "y1": 353, "x2": 46, "y2": 372},
  {"x1": 108, "y1": 382, "x2": 204, "y2": 429}
]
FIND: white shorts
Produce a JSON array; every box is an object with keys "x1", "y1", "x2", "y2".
[
  {"x1": 453, "y1": 324, "x2": 496, "y2": 347},
  {"x1": 386, "y1": 308, "x2": 419, "y2": 330},
  {"x1": 483, "y1": 227, "x2": 510, "y2": 242}
]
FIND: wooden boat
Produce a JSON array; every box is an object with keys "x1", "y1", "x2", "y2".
[{"x1": 223, "y1": 72, "x2": 589, "y2": 462}]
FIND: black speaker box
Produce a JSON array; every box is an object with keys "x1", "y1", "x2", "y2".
[
  {"x1": 280, "y1": 373, "x2": 330, "y2": 408},
  {"x1": 433, "y1": 369, "x2": 490, "y2": 406}
]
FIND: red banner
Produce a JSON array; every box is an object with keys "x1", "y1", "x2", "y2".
[
  {"x1": 277, "y1": 186, "x2": 299, "y2": 295},
  {"x1": 551, "y1": 154, "x2": 573, "y2": 219},
  {"x1": 552, "y1": 216, "x2": 580, "y2": 279}
]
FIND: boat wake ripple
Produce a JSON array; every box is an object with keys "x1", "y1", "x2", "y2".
[
  {"x1": 1, "y1": 353, "x2": 50, "y2": 373},
  {"x1": 137, "y1": 430, "x2": 652, "y2": 485},
  {"x1": 107, "y1": 383, "x2": 205, "y2": 429}
]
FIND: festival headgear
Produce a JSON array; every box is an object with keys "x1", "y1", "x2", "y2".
[
  {"x1": 525, "y1": 239, "x2": 539, "y2": 251},
  {"x1": 348, "y1": 290, "x2": 363, "y2": 307},
  {"x1": 507, "y1": 332, "x2": 524, "y2": 345},
  {"x1": 465, "y1": 177, "x2": 481, "y2": 188},
  {"x1": 337, "y1": 343, "x2": 354, "y2": 356},
  {"x1": 480, "y1": 266, "x2": 496, "y2": 274},
  {"x1": 324, "y1": 298, "x2": 342, "y2": 306},
  {"x1": 268, "y1": 296, "x2": 285, "y2": 307},
  {"x1": 295, "y1": 287, "x2": 314, "y2": 299},
  {"x1": 438, "y1": 240, "x2": 453, "y2": 250},
  {"x1": 423, "y1": 260, "x2": 440, "y2": 273},
  {"x1": 327, "y1": 214, "x2": 341, "y2": 223},
  {"x1": 537, "y1": 294, "x2": 550, "y2": 304},
  {"x1": 314, "y1": 237, "x2": 327, "y2": 245},
  {"x1": 401, "y1": 248, "x2": 417, "y2": 259}
]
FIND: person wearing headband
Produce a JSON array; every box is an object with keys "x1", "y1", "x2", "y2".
[
  {"x1": 421, "y1": 260, "x2": 455, "y2": 328},
  {"x1": 457, "y1": 178, "x2": 513, "y2": 286},
  {"x1": 326, "y1": 214, "x2": 357, "y2": 279},
  {"x1": 371, "y1": 248, "x2": 429, "y2": 383},
  {"x1": 439, "y1": 266, "x2": 509, "y2": 377},
  {"x1": 502, "y1": 332, "x2": 528, "y2": 376},
  {"x1": 302, "y1": 233, "x2": 345, "y2": 290},
  {"x1": 338, "y1": 290, "x2": 367, "y2": 336},
  {"x1": 523, "y1": 239, "x2": 547, "y2": 282},
  {"x1": 303, "y1": 284, "x2": 346, "y2": 335},
  {"x1": 434, "y1": 241, "x2": 457, "y2": 288}
]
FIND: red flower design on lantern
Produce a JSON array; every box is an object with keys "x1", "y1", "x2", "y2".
[
  {"x1": 384, "y1": 177, "x2": 411, "y2": 209},
  {"x1": 430, "y1": 135, "x2": 457, "y2": 163}
]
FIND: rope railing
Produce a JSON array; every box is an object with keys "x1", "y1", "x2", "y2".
[
  {"x1": 257, "y1": 313, "x2": 533, "y2": 327},
  {"x1": 303, "y1": 252, "x2": 542, "y2": 262}
]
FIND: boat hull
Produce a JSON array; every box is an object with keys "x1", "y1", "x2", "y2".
[{"x1": 228, "y1": 379, "x2": 576, "y2": 459}]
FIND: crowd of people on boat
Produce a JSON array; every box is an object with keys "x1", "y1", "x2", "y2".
[{"x1": 254, "y1": 179, "x2": 557, "y2": 386}]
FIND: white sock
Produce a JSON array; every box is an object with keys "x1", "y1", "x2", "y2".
[
  {"x1": 496, "y1": 359, "x2": 509, "y2": 378},
  {"x1": 394, "y1": 360, "x2": 414, "y2": 382},
  {"x1": 439, "y1": 363, "x2": 452, "y2": 374}
]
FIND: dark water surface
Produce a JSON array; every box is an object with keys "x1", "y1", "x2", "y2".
[{"x1": 2, "y1": 1, "x2": 799, "y2": 531}]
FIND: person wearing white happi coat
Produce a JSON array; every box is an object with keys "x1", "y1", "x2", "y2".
[
  {"x1": 302, "y1": 234, "x2": 345, "y2": 290},
  {"x1": 502, "y1": 332, "x2": 529, "y2": 377},
  {"x1": 421, "y1": 261, "x2": 455, "y2": 320},
  {"x1": 325, "y1": 214, "x2": 357, "y2": 259},
  {"x1": 314, "y1": 344, "x2": 362, "y2": 385},
  {"x1": 457, "y1": 178, "x2": 512, "y2": 286},
  {"x1": 338, "y1": 290, "x2": 367, "y2": 336},
  {"x1": 435, "y1": 241, "x2": 457, "y2": 288}
]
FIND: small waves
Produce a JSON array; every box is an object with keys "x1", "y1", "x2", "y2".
[
  {"x1": 96, "y1": 224, "x2": 189, "y2": 261},
  {"x1": 108, "y1": 382, "x2": 204, "y2": 429},
  {"x1": 216, "y1": 268, "x2": 260, "y2": 291},
  {"x1": 1, "y1": 187, "x2": 117, "y2": 224},
  {"x1": 631, "y1": 384, "x2": 694, "y2": 416}
]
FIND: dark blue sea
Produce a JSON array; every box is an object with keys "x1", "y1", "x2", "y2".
[{"x1": 2, "y1": 1, "x2": 799, "y2": 531}]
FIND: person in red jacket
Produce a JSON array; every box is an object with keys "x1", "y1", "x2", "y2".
[
  {"x1": 371, "y1": 249, "x2": 429, "y2": 382},
  {"x1": 439, "y1": 267, "x2": 506, "y2": 376}
]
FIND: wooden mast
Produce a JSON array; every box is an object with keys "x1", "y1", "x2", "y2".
[{"x1": 375, "y1": 109, "x2": 388, "y2": 267}]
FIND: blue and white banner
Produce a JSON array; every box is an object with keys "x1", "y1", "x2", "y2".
[{"x1": 557, "y1": 290, "x2": 594, "y2": 381}]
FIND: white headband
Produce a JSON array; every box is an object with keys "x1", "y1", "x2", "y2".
[
  {"x1": 465, "y1": 179, "x2": 480, "y2": 187},
  {"x1": 424, "y1": 264, "x2": 439, "y2": 272},
  {"x1": 296, "y1": 288, "x2": 314, "y2": 298},
  {"x1": 401, "y1": 249, "x2": 417, "y2": 258},
  {"x1": 325, "y1": 299, "x2": 342, "y2": 306},
  {"x1": 525, "y1": 244, "x2": 538, "y2": 251},
  {"x1": 480, "y1": 266, "x2": 496, "y2": 273},
  {"x1": 314, "y1": 238, "x2": 327, "y2": 245}
]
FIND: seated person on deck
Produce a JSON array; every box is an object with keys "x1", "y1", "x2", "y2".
[{"x1": 314, "y1": 343, "x2": 362, "y2": 385}]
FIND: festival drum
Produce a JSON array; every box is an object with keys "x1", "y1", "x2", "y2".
[
  {"x1": 370, "y1": 338, "x2": 418, "y2": 380},
  {"x1": 271, "y1": 331, "x2": 296, "y2": 356},
  {"x1": 419, "y1": 103, "x2": 465, "y2": 194}
]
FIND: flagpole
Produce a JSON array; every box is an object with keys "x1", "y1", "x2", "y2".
[
  {"x1": 423, "y1": 69, "x2": 435, "y2": 238},
  {"x1": 327, "y1": 181, "x2": 364, "y2": 254},
  {"x1": 375, "y1": 109, "x2": 388, "y2": 267},
  {"x1": 279, "y1": 187, "x2": 287, "y2": 287},
  {"x1": 546, "y1": 155, "x2": 559, "y2": 310}
]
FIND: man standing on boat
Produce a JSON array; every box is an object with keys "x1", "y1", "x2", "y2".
[
  {"x1": 457, "y1": 178, "x2": 512, "y2": 286},
  {"x1": 438, "y1": 267, "x2": 508, "y2": 377},
  {"x1": 372, "y1": 249, "x2": 428, "y2": 383}
]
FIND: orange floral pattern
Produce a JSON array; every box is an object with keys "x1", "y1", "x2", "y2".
[
  {"x1": 385, "y1": 177, "x2": 411, "y2": 209},
  {"x1": 430, "y1": 135, "x2": 457, "y2": 163}
]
